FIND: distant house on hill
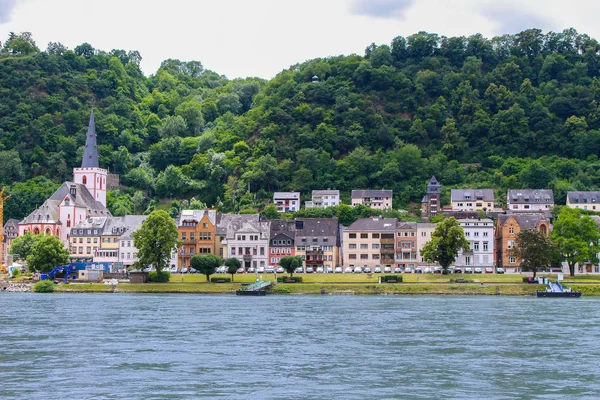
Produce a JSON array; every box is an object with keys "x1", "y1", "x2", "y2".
[
  {"x1": 506, "y1": 189, "x2": 554, "y2": 213},
  {"x1": 451, "y1": 189, "x2": 501, "y2": 212},
  {"x1": 421, "y1": 176, "x2": 441, "y2": 220},
  {"x1": 273, "y1": 192, "x2": 300, "y2": 213},
  {"x1": 351, "y1": 189, "x2": 392, "y2": 210},
  {"x1": 566, "y1": 191, "x2": 600, "y2": 211}
]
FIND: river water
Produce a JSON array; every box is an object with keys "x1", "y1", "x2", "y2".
[{"x1": 1, "y1": 293, "x2": 599, "y2": 399}]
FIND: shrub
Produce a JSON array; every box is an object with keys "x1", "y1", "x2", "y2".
[
  {"x1": 271, "y1": 286, "x2": 292, "y2": 293},
  {"x1": 210, "y1": 277, "x2": 231, "y2": 283},
  {"x1": 148, "y1": 271, "x2": 171, "y2": 283},
  {"x1": 34, "y1": 280, "x2": 55, "y2": 293},
  {"x1": 11, "y1": 268, "x2": 21, "y2": 278},
  {"x1": 276, "y1": 276, "x2": 303, "y2": 283},
  {"x1": 382, "y1": 275, "x2": 403, "y2": 283}
]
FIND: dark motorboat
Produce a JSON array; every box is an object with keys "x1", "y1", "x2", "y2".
[{"x1": 537, "y1": 280, "x2": 582, "y2": 298}]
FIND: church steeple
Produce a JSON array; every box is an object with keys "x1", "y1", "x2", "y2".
[{"x1": 81, "y1": 109, "x2": 99, "y2": 168}]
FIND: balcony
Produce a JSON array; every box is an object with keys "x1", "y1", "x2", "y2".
[
  {"x1": 380, "y1": 239, "x2": 394, "y2": 245},
  {"x1": 380, "y1": 248, "x2": 395, "y2": 255},
  {"x1": 306, "y1": 249, "x2": 324, "y2": 255}
]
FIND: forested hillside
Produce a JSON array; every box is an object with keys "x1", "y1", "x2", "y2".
[{"x1": 2, "y1": 28, "x2": 600, "y2": 220}]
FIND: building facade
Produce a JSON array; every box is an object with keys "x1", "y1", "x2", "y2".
[
  {"x1": 351, "y1": 190, "x2": 393, "y2": 210},
  {"x1": 307, "y1": 190, "x2": 340, "y2": 209},
  {"x1": 396, "y1": 222, "x2": 418, "y2": 271},
  {"x1": 496, "y1": 214, "x2": 550, "y2": 272},
  {"x1": 273, "y1": 192, "x2": 301, "y2": 213},
  {"x1": 177, "y1": 210, "x2": 217, "y2": 269},
  {"x1": 269, "y1": 220, "x2": 296, "y2": 267},
  {"x1": 421, "y1": 176, "x2": 441, "y2": 220},
  {"x1": 343, "y1": 218, "x2": 396, "y2": 270},
  {"x1": 2, "y1": 218, "x2": 19, "y2": 265},
  {"x1": 95, "y1": 215, "x2": 147, "y2": 268},
  {"x1": 451, "y1": 189, "x2": 500, "y2": 212},
  {"x1": 566, "y1": 191, "x2": 600, "y2": 211},
  {"x1": 416, "y1": 223, "x2": 439, "y2": 269},
  {"x1": 219, "y1": 214, "x2": 270, "y2": 270},
  {"x1": 295, "y1": 218, "x2": 340, "y2": 271},
  {"x1": 69, "y1": 217, "x2": 107, "y2": 262},
  {"x1": 454, "y1": 219, "x2": 495, "y2": 268},
  {"x1": 507, "y1": 189, "x2": 554, "y2": 212}
]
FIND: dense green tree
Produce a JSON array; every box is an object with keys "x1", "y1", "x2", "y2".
[
  {"x1": 27, "y1": 235, "x2": 69, "y2": 273},
  {"x1": 551, "y1": 207, "x2": 600, "y2": 276},
  {"x1": 224, "y1": 257, "x2": 241, "y2": 281},
  {"x1": 133, "y1": 210, "x2": 180, "y2": 273},
  {"x1": 511, "y1": 229, "x2": 556, "y2": 278},
  {"x1": 9, "y1": 233, "x2": 43, "y2": 262},
  {"x1": 279, "y1": 255, "x2": 303, "y2": 277},
  {"x1": 190, "y1": 254, "x2": 221, "y2": 281},
  {"x1": 421, "y1": 217, "x2": 470, "y2": 272}
]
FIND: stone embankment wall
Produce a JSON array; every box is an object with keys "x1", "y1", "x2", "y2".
[{"x1": 1, "y1": 282, "x2": 33, "y2": 292}]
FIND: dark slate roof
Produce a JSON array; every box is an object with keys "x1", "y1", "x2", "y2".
[
  {"x1": 270, "y1": 219, "x2": 296, "y2": 235},
  {"x1": 498, "y1": 214, "x2": 548, "y2": 229},
  {"x1": 451, "y1": 189, "x2": 495, "y2": 202},
  {"x1": 397, "y1": 221, "x2": 417, "y2": 230},
  {"x1": 102, "y1": 215, "x2": 147, "y2": 236},
  {"x1": 21, "y1": 182, "x2": 110, "y2": 224},
  {"x1": 567, "y1": 191, "x2": 600, "y2": 204},
  {"x1": 346, "y1": 218, "x2": 397, "y2": 232},
  {"x1": 294, "y1": 218, "x2": 339, "y2": 246},
  {"x1": 427, "y1": 176, "x2": 441, "y2": 193},
  {"x1": 351, "y1": 189, "x2": 392, "y2": 198},
  {"x1": 81, "y1": 109, "x2": 99, "y2": 168},
  {"x1": 507, "y1": 189, "x2": 554, "y2": 204}
]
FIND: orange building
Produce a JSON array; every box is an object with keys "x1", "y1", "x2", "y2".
[
  {"x1": 177, "y1": 210, "x2": 218, "y2": 269},
  {"x1": 496, "y1": 214, "x2": 550, "y2": 272}
]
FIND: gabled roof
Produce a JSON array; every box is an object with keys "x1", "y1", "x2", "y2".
[
  {"x1": 567, "y1": 191, "x2": 600, "y2": 204},
  {"x1": 178, "y1": 209, "x2": 217, "y2": 226},
  {"x1": 102, "y1": 215, "x2": 147, "y2": 236},
  {"x1": 346, "y1": 218, "x2": 397, "y2": 232},
  {"x1": 451, "y1": 189, "x2": 494, "y2": 202},
  {"x1": 20, "y1": 182, "x2": 110, "y2": 224},
  {"x1": 507, "y1": 189, "x2": 554, "y2": 204},
  {"x1": 397, "y1": 221, "x2": 417, "y2": 230},
  {"x1": 498, "y1": 214, "x2": 549, "y2": 230},
  {"x1": 270, "y1": 219, "x2": 296, "y2": 235},
  {"x1": 294, "y1": 218, "x2": 339, "y2": 246},
  {"x1": 273, "y1": 192, "x2": 300, "y2": 199},
  {"x1": 312, "y1": 189, "x2": 339, "y2": 196},
  {"x1": 351, "y1": 189, "x2": 392, "y2": 198}
]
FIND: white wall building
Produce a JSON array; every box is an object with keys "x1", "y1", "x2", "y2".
[
  {"x1": 273, "y1": 192, "x2": 301, "y2": 212},
  {"x1": 416, "y1": 223, "x2": 438, "y2": 269},
  {"x1": 307, "y1": 190, "x2": 340, "y2": 209},
  {"x1": 219, "y1": 214, "x2": 270, "y2": 270},
  {"x1": 507, "y1": 189, "x2": 554, "y2": 212},
  {"x1": 454, "y1": 219, "x2": 495, "y2": 268}
]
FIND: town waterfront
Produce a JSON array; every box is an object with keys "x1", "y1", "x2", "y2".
[{"x1": 2, "y1": 293, "x2": 600, "y2": 399}]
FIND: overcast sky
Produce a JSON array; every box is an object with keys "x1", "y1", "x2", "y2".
[{"x1": 0, "y1": 0, "x2": 598, "y2": 79}]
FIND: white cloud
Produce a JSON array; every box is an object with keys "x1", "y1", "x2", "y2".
[{"x1": 0, "y1": 0, "x2": 599, "y2": 79}]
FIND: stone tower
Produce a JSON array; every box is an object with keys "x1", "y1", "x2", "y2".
[
  {"x1": 73, "y1": 109, "x2": 107, "y2": 206},
  {"x1": 421, "y1": 176, "x2": 441, "y2": 220}
]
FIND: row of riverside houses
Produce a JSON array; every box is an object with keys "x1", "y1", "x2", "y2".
[{"x1": 3, "y1": 110, "x2": 600, "y2": 274}]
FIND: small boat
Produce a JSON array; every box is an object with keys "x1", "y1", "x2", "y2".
[{"x1": 537, "y1": 280, "x2": 581, "y2": 298}]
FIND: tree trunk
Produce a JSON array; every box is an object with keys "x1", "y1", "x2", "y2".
[
  {"x1": 231, "y1": 273, "x2": 234, "y2": 282},
  {"x1": 532, "y1": 269, "x2": 537, "y2": 279},
  {"x1": 569, "y1": 262, "x2": 575, "y2": 277},
  {"x1": 206, "y1": 274, "x2": 210, "y2": 281}
]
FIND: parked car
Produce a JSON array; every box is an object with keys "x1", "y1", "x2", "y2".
[
  {"x1": 295, "y1": 267, "x2": 304, "y2": 274},
  {"x1": 384, "y1": 266, "x2": 392, "y2": 273},
  {"x1": 344, "y1": 267, "x2": 353, "y2": 273},
  {"x1": 305, "y1": 267, "x2": 314, "y2": 273},
  {"x1": 464, "y1": 267, "x2": 473, "y2": 274},
  {"x1": 265, "y1": 266, "x2": 275, "y2": 273},
  {"x1": 247, "y1": 267, "x2": 256, "y2": 274},
  {"x1": 236, "y1": 268, "x2": 245, "y2": 274},
  {"x1": 170, "y1": 266, "x2": 178, "y2": 273},
  {"x1": 404, "y1": 267, "x2": 413, "y2": 273},
  {"x1": 353, "y1": 266, "x2": 363, "y2": 273},
  {"x1": 326, "y1": 267, "x2": 333, "y2": 274},
  {"x1": 316, "y1": 267, "x2": 324, "y2": 273},
  {"x1": 180, "y1": 267, "x2": 189, "y2": 274},
  {"x1": 414, "y1": 268, "x2": 423, "y2": 274},
  {"x1": 189, "y1": 267, "x2": 197, "y2": 273},
  {"x1": 363, "y1": 267, "x2": 372, "y2": 273},
  {"x1": 276, "y1": 266, "x2": 285, "y2": 274},
  {"x1": 374, "y1": 267, "x2": 382, "y2": 273},
  {"x1": 257, "y1": 266, "x2": 265, "y2": 273},
  {"x1": 453, "y1": 268, "x2": 463, "y2": 274},
  {"x1": 474, "y1": 268, "x2": 483, "y2": 274},
  {"x1": 433, "y1": 267, "x2": 442, "y2": 274},
  {"x1": 335, "y1": 267, "x2": 343, "y2": 273},
  {"x1": 485, "y1": 267, "x2": 494, "y2": 274},
  {"x1": 496, "y1": 268, "x2": 505, "y2": 274},
  {"x1": 394, "y1": 267, "x2": 402, "y2": 273}
]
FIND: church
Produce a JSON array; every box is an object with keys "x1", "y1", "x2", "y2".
[{"x1": 18, "y1": 110, "x2": 111, "y2": 245}]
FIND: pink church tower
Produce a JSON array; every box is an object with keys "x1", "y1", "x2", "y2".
[{"x1": 73, "y1": 109, "x2": 107, "y2": 206}]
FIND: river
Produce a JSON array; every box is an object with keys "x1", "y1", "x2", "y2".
[{"x1": 1, "y1": 293, "x2": 599, "y2": 399}]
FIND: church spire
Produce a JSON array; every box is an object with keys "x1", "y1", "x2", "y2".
[{"x1": 81, "y1": 109, "x2": 99, "y2": 168}]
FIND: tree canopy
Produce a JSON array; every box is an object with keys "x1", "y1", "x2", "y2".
[
  {"x1": 26, "y1": 235, "x2": 69, "y2": 273},
  {"x1": 190, "y1": 254, "x2": 221, "y2": 281},
  {"x1": 133, "y1": 210, "x2": 179, "y2": 273},
  {"x1": 421, "y1": 217, "x2": 470, "y2": 271},
  {"x1": 511, "y1": 229, "x2": 556, "y2": 278}
]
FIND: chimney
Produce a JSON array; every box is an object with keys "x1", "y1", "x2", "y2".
[{"x1": 70, "y1": 184, "x2": 77, "y2": 199}]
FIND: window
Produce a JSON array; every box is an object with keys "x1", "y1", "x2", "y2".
[
  {"x1": 372, "y1": 254, "x2": 380, "y2": 259},
  {"x1": 190, "y1": 233, "x2": 195, "y2": 240},
  {"x1": 86, "y1": 246, "x2": 91, "y2": 253},
  {"x1": 200, "y1": 232, "x2": 211, "y2": 240},
  {"x1": 474, "y1": 232, "x2": 479, "y2": 237},
  {"x1": 349, "y1": 254, "x2": 357, "y2": 259},
  {"x1": 483, "y1": 232, "x2": 488, "y2": 237},
  {"x1": 360, "y1": 233, "x2": 368, "y2": 239},
  {"x1": 349, "y1": 244, "x2": 357, "y2": 249},
  {"x1": 509, "y1": 227, "x2": 514, "y2": 234},
  {"x1": 507, "y1": 240, "x2": 515, "y2": 249},
  {"x1": 372, "y1": 244, "x2": 380, "y2": 249},
  {"x1": 372, "y1": 233, "x2": 380, "y2": 239},
  {"x1": 360, "y1": 254, "x2": 369, "y2": 259},
  {"x1": 349, "y1": 233, "x2": 357, "y2": 239},
  {"x1": 474, "y1": 242, "x2": 480, "y2": 251},
  {"x1": 483, "y1": 242, "x2": 489, "y2": 251},
  {"x1": 260, "y1": 247, "x2": 265, "y2": 256},
  {"x1": 508, "y1": 256, "x2": 516, "y2": 264},
  {"x1": 231, "y1": 248, "x2": 236, "y2": 255},
  {"x1": 465, "y1": 256, "x2": 471, "y2": 265},
  {"x1": 360, "y1": 244, "x2": 368, "y2": 249},
  {"x1": 203, "y1": 223, "x2": 208, "y2": 228}
]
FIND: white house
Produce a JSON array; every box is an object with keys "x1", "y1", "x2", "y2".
[
  {"x1": 273, "y1": 192, "x2": 301, "y2": 213},
  {"x1": 307, "y1": 190, "x2": 340, "y2": 209},
  {"x1": 451, "y1": 189, "x2": 501, "y2": 212},
  {"x1": 219, "y1": 214, "x2": 270, "y2": 270},
  {"x1": 507, "y1": 189, "x2": 554, "y2": 212},
  {"x1": 454, "y1": 219, "x2": 495, "y2": 269}
]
